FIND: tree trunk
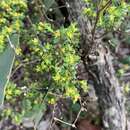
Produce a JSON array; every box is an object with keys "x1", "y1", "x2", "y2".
[{"x1": 65, "y1": 0, "x2": 127, "y2": 130}]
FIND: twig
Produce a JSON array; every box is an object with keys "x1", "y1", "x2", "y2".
[
  {"x1": 48, "y1": 92, "x2": 65, "y2": 98},
  {"x1": 54, "y1": 117, "x2": 76, "y2": 128},
  {"x1": 35, "y1": 0, "x2": 45, "y2": 22},
  {"x1": 99, "y1": 0, "x2": 112, "y2": 12},
  {"x1": 37, "y1": 0, "x2": 54, "y2": 22},
  {"x1": 122, "y1": 72, "x2": 130, "y2": 77},
  {"x1": 7, "y1": 35, "x2": 16, "y2": 52},
  {"x1": 49, "y1": 104, "x2": 57, "y2": 130},
  {"x1": 91, "y1": 0, "x2": 112, "y2": 40},
  {"x1": 72, "y1": 107, "x2": 83, "y2": 125},
  {"x1": 11, "y1": 59, "x2": 40, "y2": 77},
  {"x1": 26, "y1": 16, "x2": 39, "y2": 39},
  {"x1": 50, "y1": 5, "x2": 67, "y2": 10}
]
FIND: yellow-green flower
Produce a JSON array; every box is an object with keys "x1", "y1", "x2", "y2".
[
  {"x1": 0, "y1": 35, "x2": 4, "y2": 45},
  {"x1": 37, "y1": 22, "x2": 44, "y2": 31},
  {"x1": 53, "y1": 73, "x2": 61, "y2": 81},
  {"x1": 54, "y1": 30, "x2": 60, "y2": 37},
  {"x1": 32, "y1": 38, "x2": 39, "y2": 45},
  {"x1": 48, "y1": 98, "x2": 56, "y2": 104},
  {"x1": 15, "y1": 48, "x2": 22, "y2": 55}
]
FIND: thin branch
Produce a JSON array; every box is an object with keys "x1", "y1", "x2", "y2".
[
  {"x1": 122, "y1": 72, "x2": 130, "y2": 77},
  {"x1": 54, "y1": 117, "x2": 76, "y2": 128},
  {"x1": 99, "y1": 0, "x2": 112, "y2": 12},
  {"x1": 11, "y1": 59, "x2": 40, "y2": 77},
  {"x1": 91, "y1": 0, "x2": 112, "y2": 40},
  {"x1": 35, "y1": 0, "x2": 45, "y2": 22},
  {"x1": 37, "y1": 0, "x2": 54, "y2": 22},
  {"x1": 71, "y1": 91, "x2": 95, "y2": 126},
  {"x1": 50, "y1": 5, "x2": 67, "y2": 10},
  {"x1": 96, "y1": 30, "x2": 111, "y2": 39},
  {"x1": 49, "y1": 104, "x2": 57, "y2": 130},
  {"x1": 91, "y1": 10, "x2": 100, "y2": 41},
  {"x1": 26, "y1": 16, "x2": 39, "y2": 39},
  {"x1": 72, "y1": 107, "x2": 83, "y2": 125},
  {"x1": 48, "y1": 92, "x2": 65, "y2": 98},
  {"x1": 7, "y1": 35, "x2": 16, "y2": 52}
]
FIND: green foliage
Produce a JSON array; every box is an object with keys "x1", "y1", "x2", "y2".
[
  {"x1": 84, "y1": 0, "x2": 130, "y2": 30},
  {"x1": 0, "y1": 0, "x2": 26, "y2": 105},
  {"x1": 124, "y1": 83, "x2": 130, "y2": 94},
  {"x1": 20, "y1": 21, "x2": 87, "y2": 103},
  {"x1": 0, "y1": 0, "x2": 27, "y2": 53},
  {"x1": 33, "y1": 23, "x2": 82, "y2": 102},
  {"x1": 0, "y1": 1, "x2": 88, "y2": 125},
  {"x1": 1, "y1": 82, "x2": 23, "y2": 124},
  {"x1": 5, "y1": 79, "x2": 21, "y2": 102},
  {"x1": 2, "y1": 81, "x2": 46, "y2": 126},
  {"x1": 2, "y1": 0, "x2": 130, "y2": 127}
]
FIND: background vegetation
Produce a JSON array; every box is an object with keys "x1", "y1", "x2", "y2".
[{"x1": 0, "y1": 0, "x2": 130, "y2": 130}]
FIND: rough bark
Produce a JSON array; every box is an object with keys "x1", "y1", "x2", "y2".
[{"x1": 65, "y1": 0, "x2": 127, "y2": 130}]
